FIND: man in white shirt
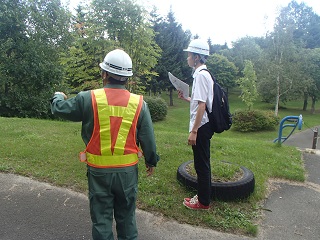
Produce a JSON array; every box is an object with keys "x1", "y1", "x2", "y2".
[{"x1": 178, "y1": 39, "x2": 214, "y2": 210}]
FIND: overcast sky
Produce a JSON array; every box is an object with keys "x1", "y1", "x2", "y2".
[
  {"x1": 139, "y1": 0, "x2": 320, "y2": 45},
  {"x1": 66, "y1": 0, "x2": 320, "y2": 46}
]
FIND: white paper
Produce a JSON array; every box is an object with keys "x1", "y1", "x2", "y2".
[{"x1": 168, "y1": 72, "x2": 189, "y2": 99}]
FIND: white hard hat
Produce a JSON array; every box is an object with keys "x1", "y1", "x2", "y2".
[
  {"x1": 99, "y1": 49, "x2": 133, "y2": 78},
  {"x1": 184, "y1": 39, "x2": 210, "y2": 56}
]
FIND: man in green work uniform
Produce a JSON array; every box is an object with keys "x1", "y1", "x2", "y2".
[{"x1": 51, "y1": 49, "x2": 160, "y2": 240}]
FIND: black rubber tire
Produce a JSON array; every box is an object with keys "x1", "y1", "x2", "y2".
[{"x1": 177, "y1": 160, "x2": 255, "y2": 201}]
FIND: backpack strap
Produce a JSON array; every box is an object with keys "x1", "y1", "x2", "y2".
[
  {"x1": 199, "y1": 68, "x2": 216, "y2": 82},
  {"x1": 199, "y1": 68, "x2": 215, "y2": 115}
]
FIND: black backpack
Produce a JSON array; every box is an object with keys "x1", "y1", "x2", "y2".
[{"x1": 200, "y1": 69, "x2": 232, "y2": 133}]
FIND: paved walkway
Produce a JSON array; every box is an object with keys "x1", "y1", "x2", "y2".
[{"x1": 0, "y1": 126, "x2": 319, "y2": 240}]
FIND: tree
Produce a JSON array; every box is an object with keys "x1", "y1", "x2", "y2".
[
  {"x1": 206, "y1": 54, "x2": 238, "y2": 92},
  {"x1": 301, "y1": 48, "x2": 320, "y2": 113},
  {"x1": 236, "y1": 60, "x2": 258, "y2": 110},
  {"x1": 0, "y1": 0, "x2": 72, "y2": 118},
  {"x1": 229, "y1": 37, "x2": 263, "y2": 77},
  {"x1": 61, "y1": 0, "x2": 161, "y2": 94},
  {"x1": 257, "y1": 2, "x2": 317, "y2": 116},
  {"x1": 147, "y1": 7, "x2": 165, "y2": 95},
  {"x1": 281, "y1": 1, "x2": 320, "y2": 49},
  {"x1": 88, "y1": 0, "x2": 161, "y2": 94},
  {"x1": 60, "y1": 3, "x2": 112, "y2": 92},
  {"x1": 208, "y1": 37, "x2": 228, "y2": 55},
  {"x1": 152, "y1": 8, "x2": 191, "y2": 106},
  {"x1": 276, "y1": 1, "x2": 320, "y2": 111},
  {"x1": 258, "y1": 31, "x2": 297, "y2": 116}
]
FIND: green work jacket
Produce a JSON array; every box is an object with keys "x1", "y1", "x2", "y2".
[{"x1": 50, "y1": 84, "x2": 159, "y2": 169}]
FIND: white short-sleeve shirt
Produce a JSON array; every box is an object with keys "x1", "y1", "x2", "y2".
[{"x1": 189, "y1": 65, "x2": 214, "y2": 132}]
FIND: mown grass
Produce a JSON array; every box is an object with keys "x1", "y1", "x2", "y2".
[{"x1": 1, "y1": 92, "x2": 318, "y2": 236}]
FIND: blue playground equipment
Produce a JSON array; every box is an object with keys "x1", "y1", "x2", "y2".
[{"x1": 273, "y1": 115, "x2": 303, "y2": 144}]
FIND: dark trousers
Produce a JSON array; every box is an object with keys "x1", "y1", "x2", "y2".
[
  {"x1": 87, "y1": 165, "x2": 138, "y2": 240},
  {"x1": 192, "y1": 122, "x2": 214, "y2": 206}
]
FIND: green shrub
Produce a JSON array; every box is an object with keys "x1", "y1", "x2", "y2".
[
  {"x1": 232, "y1": 110, "x2": 280, "y2": 132},
  {"x1": 144, "y1": 96, "x2": 168, "y2": 122}
]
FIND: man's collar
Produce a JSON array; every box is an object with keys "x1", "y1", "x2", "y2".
[
  {"x1": 193, "y1": 65, "x2": 207, "y2": 78},
  {"x1": 104, "y1": 83, "x2": 127, "y2": 89}
]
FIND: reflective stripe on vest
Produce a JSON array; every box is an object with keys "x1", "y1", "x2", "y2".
[{"x1": 84, "y1": 88, "x2": 142, "y2": 168}]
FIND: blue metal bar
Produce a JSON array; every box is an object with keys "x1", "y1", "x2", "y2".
[{"x1": 274, "y1": 115, "x2": 303, "y2": 144}]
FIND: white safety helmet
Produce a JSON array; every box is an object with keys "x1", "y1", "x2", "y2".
[
  {"x1": 99, "y1": 49, "x2": 133, "y2": 80},
  {"x1": 183, "y1": 39, "x2": 210, "y2": 56}
]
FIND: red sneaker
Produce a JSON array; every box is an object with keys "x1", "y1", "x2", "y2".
[{"x1": 183, "y1": 196, "x2": 210, "y2": 210}]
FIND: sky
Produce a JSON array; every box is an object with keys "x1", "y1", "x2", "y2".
[
  {"x1": 138, "y1": 0, "x2": 320, "y2": 45},
  {"x1": 66, "y1": 0, "x2": 320, "y2": 46}
]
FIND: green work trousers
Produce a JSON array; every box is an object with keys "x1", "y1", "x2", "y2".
[{"x1": 87, "y1": 165, "x2": 138, "y2": 240}]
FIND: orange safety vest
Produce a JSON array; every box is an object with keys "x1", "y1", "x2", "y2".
[{"x1": 79, "y1": 88, "x2": 143, "y2": 168}]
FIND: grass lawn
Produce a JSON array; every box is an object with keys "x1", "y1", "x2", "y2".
[{"x1": 1, "y1": 93, "x2": 318, "y2": 236}]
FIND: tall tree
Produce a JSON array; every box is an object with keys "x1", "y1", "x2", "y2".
[
  {"x1": 147, "y1": 6, "x2": 165, "y2": 95},
  {"x1": 206, "y1": 53, "x2": 238, "y2": 92},
  {"x1": 208, "y1": 37, "x2": 228, "y2": 55},
  {"x1": 0, "y1": 0, "x2": 72, "y2": 118},
  {"x1": 281, "y1": 1, "x2": 320, "y2": 49},
  {"x1": 236, "y1": 60, "x2": 258, "y2": 110},
  {"x1": 60, "y1": 3, "x2": 111, "y2": 92},
  {"x1": 229, "y1": 37, "x2": 263, "y2": 77},
  {"x1": 152, "y1": 8, "x2": 191, "y2": 105},
  {"x1": 88, "y1": 0, "x2": 161, "y2": 94},
  {"x1": 301, "y1": 48, "x2": 320, "y2": 113},
  {"x1": 257, "y1": 2, "x2": 315, "y2": 116},
  {"x1": 258, "y1": 31, "x2": 296, "y2": 116},
  {"x1": 276, "y1": 1, "x2": 320, "y2": 111}
]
